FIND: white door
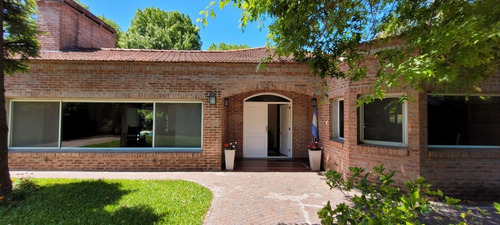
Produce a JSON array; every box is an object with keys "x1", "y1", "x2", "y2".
[
  {"x1": 280, "y1": 105, "x2": 291, "y2": 157},
  {"x1": 243, "y1": 102, "x2": 268, "y2": 157}
]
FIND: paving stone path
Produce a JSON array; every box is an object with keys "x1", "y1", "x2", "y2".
[{"x1": 10, "y1": 171, "x2": 348, "y2": 224}]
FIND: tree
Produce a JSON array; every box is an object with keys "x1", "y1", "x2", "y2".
[
  {"x1": 208, "y1": 42, "x2": 249, "y2": 50},
  {"x1": 98, "y1": 15, "x2": 123, "y2": 47},
  {"x1": 203, "y1": 0, "x2": 500, "y2": 100},
  {"x1": 0, "y1": 0, "x2": 40, "y2": 196},
  {"x1": 120, "y1": 7, "x2": 201, "y2": 50}
]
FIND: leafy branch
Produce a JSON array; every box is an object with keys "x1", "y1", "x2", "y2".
[{"x1": 319, "y1": 164, "x2": 493, "y2": 225}]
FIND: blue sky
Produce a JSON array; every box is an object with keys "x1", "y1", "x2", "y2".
[{"x1": 79, "y1": 0, "x2": 269, "y2": 50}]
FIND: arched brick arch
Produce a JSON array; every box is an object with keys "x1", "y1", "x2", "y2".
[
  {"x1": 221, "y1": 82, "x2": 316, "y2": 98},
  {"x1": 223, "y1": 88, "x2": 315, "y2": 159}
]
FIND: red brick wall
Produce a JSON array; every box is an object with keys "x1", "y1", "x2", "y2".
[
  {"x1": 6, "y1": 60, "x2": 313, "y2": 171},
  {"x1": 320, "y1": 55, "x2": 500, "y2": 199},
  {"x1": 321, "y1": 90, "x2": 422, "y2": 184},
  {"x1": 421, "y1": 150, "x2": 500, "y2": 200},
  {"x1": 8, "y1": 152, "x2": 215, "y2": 171},
  {"x1": 37, "y1": 0, "x2": 61, "y2": 50},
  {"x1": 420, "y1": 74, "x2": 500, "y2": 200},
  {"x1": 59, "y1": 1, "x2": 116, "y2": 49},
  {"x1": 321, "y1": 55, "x2": 422, "y2": 184},
  {"x1": 37, "y1": 0, "x2": 116, "y2": 50},
  {"x1": 221, "y1": 97, "x2": 228, "y2": 169},
  {"x1": 319, "y1": 78, "x2": 350, "y2": 175},
  {"x1": 6, "y1": 45, "x2": 500, "y2": 200}
]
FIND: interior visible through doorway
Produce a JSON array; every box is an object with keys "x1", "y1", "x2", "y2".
[{"x1": 268, "y1": 104, "x2": 286, "y2": 157}]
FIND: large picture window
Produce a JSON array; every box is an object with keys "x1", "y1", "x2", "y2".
[
  {"x1": 428, "y1": 96, "x2": 500, "y2": 147},
  {"x1": 360, "y1": 97, "x2": 407, "y2": 146},
  {"x1": 9, "y1": 101, "x2": 202, "y2": 151},
  {"x1": 154, "y1": 103, "x2": 202, "y2": 148},
  {"x1": 61, "y1": 103, "x2": 153, "y2": 148}
]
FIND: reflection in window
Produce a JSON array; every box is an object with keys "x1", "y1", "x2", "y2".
[
  {"x1": 428, "y1": 96, "x2": 500, "y2": 146},
  {"x1": 361, "y1": 98, "x2": 405, "y2": 144},
  {"x1": 10, "y1": 101, "x2": 203, "y2": 150},
  {"x1": 155, "y1": 103, "x2": 202, "y2": 148},
  {"x1": 339, "y1": 100, "x2": 344, "y2": 138},
  {"x1": 61, "y1": 103, "x2": 153, "y2": 147},
  {"x1": 11, "y1": 102, "x2": 60, "y2": 147},
  {"x1": 331, "y1": 99, "x2": 344, "y2": 139}
]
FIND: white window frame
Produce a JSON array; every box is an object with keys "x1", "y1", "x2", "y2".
[
  {"x1": 359, "y1": 96, "x2": 408, "y2": 147},
  {"x1": 427, "y1": 94, "x2": 500, "y2": 149},
  {"x1": 331, "y1": 98, "x2": 344, "y2": 140},
  {"x1": 8, "y1": 99, "x2": 204, "y2": 152}
]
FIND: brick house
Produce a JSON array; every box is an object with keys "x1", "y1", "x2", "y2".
[{"x1": 6, "y1": 0, "x2": 500, "y2": 199}]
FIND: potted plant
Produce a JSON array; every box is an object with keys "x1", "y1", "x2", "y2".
[
  {"x1": 224, "y1": 142, "x2": 237, "y2": 170},
  {"x1": 308, "y1": 141, "x2": 323, "y2": 171}
]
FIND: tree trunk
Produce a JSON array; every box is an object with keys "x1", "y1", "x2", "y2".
[{"x1": 0, "y1": 0, "x2": 13, "y2": 196}]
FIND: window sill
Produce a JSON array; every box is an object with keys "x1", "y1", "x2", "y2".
[
  {"x1": 329, "y1": 138, "x2": 344, "y2": 144},
  {"x1": 357, "y1": 143, "x2": 409, "y2": 156},
  {"x1": 428, "y1": 147, "x2": 500, "y2": 159},
  {"x1": 360, "y1": 140, "x2": 407, "y2": 148},
  {"x1": 8, "y1": 148, "x2": 203, "y2": 153}
]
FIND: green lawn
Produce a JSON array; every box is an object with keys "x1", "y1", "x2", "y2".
[{"x1": 0, "y1": 178, "x2": 212, "y2": 225}]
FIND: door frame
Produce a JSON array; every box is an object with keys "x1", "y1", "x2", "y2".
[{"x1": 243, "y1": 93, "x2": 293, "y2": 158}]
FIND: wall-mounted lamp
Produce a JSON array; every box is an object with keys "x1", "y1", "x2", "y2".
[
  {"x1": 312, "y1": 98, "x2": 317, "y2": 107},
  {"x1": 224, "y1": 98, "x2": 229, "y2": 107},
  {"x1": 209, "y1": 93, "x2": 217, "y2": 105}
]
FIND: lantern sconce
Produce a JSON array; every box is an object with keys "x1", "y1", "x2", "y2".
[
  {"x1": 224, "y1": 98, "x2": 229, "y2": 107},
  {"x1": 312, "y1": 98, "x2": 317, "y2": 107},
  {"x1": 209, "y1": 93, "x2": 217, "y2": 105}
]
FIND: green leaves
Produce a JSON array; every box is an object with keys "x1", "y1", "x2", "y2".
[
  {"x1": 3, "y1": 0, "x2": 41, "y2": 75},
  {"x1": 119, "y1": 7, "x2": 201, "y2": 50},
  {"x1": 374, "y1": 0, "x2": 500, "y2": 97},
  {"x1": 207, "y1": 42, "x2": 250, "y2": 50},
  {"x1": 97, "y1": 15, "x2": 123, "y2": 47},
  {"x1": 494, "y1": 202, "x2": 500, "y2": 214},
  {"x1": 72, "y1": 0, "x2": 89, "y2": 10},
  {"x1": 444, "y1": 196, "x2": 461, "y2": 206},
  {"x1": 208, "y1": 0, "x2": 500, "y2": 100},
  {"x1": 318, "y1": 164, "x2": 492, "y2": 225}
]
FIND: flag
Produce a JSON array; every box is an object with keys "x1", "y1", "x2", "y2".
[{"x1": 311, "y1": 106, "x2": 318, "y2": 141}]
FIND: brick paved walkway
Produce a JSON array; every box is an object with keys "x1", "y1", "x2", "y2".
[{"x1": 10, "y1": 171, "x2": 348, "y2": 224}]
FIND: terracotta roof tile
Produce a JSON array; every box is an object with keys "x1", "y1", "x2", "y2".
[{"x1": 34, "y1": 47, "x2": 298, "y2": 63}]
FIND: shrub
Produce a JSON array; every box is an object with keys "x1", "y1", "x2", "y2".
[{"x1": 318, "y1": 164, "x2": 490, "y2": 225}]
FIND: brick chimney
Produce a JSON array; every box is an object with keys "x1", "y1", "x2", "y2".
[{"x1": 37, "y1": 0, "x2": 116, "y2": 51}]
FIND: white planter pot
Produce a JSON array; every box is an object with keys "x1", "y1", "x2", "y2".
[
  {"x1": 225, "y1": 149, "x2": 236, "y2": 171},
  {"x1": 308, "y1": 149, "x2": 322, "y2": 171}
]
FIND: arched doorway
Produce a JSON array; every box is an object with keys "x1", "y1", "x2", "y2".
[{"x1": 243, "y1": 93, "x2": 292, "y2": 158}]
